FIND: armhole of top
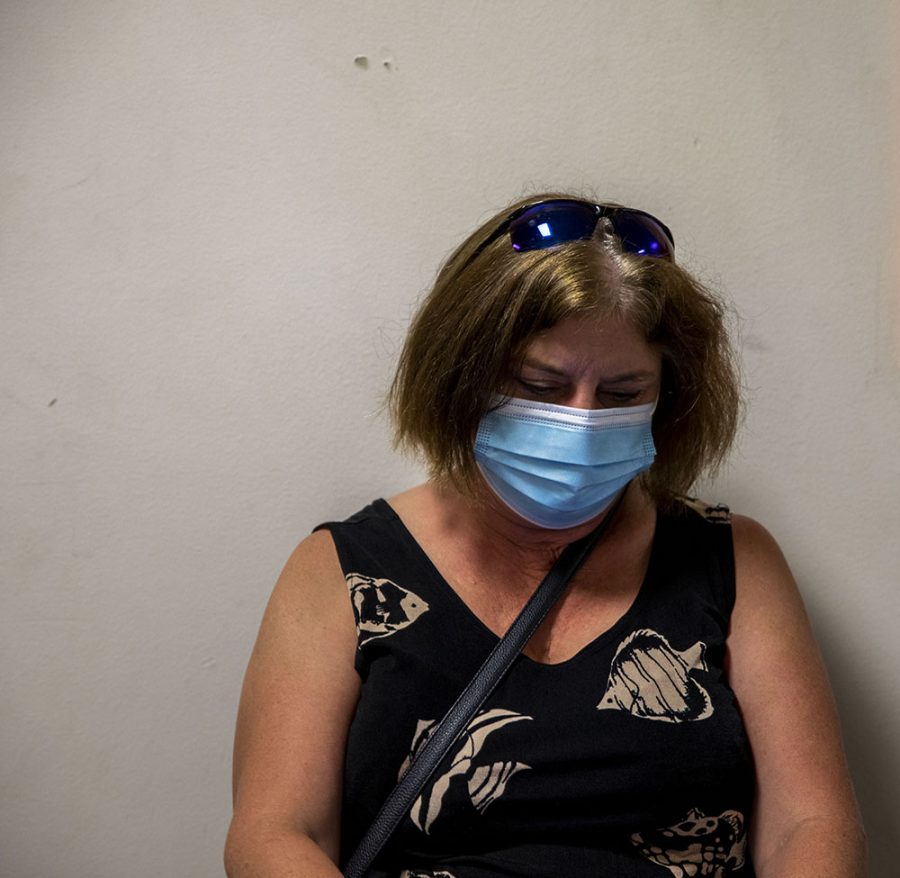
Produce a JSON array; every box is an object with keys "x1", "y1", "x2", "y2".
[
  {"x1": 311, "y1": 503, "x2": 394, "y2": 674},
  {"x1": 312, "y1": 521, "x2": 352, "y2": 579},
  {"x1": 711, "y1": 515, "x2": 737, "y2": 622},
  {"x1": 674, "y1": 495, "x2": 737, "y2": 622}
]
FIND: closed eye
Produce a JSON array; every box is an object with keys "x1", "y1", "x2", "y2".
[
  {"x1": 517, "y1": 379, "x2": 560, "y2": 396},
  {"x1": 604, "y1": 390, "x2": 642, "y2": 403}
]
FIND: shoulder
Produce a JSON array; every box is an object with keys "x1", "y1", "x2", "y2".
[
  {"x1": 729, "y1": 513, "x2": 799, "y2": 608},
  {"x1": 730, "y1": 512, "x2": 786, "y2": 559},
  {"x1": 280, "y1": 528, "x2": 345, "y2": 592},
  {"x1": 284, "y1": 527, "x2": 343, "y2": 575},
  {"x1": 255, "y1": 529, "x2": 355, "y2": 661}
]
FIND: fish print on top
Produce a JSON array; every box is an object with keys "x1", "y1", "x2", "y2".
[
  {"x1": 631, "y1": 807, "x2": 747, "y2": 876},
  {"x1": 399, "y1": 871, "x2": 456, "y2": 878},
  {"x1": 400, "y1": 708, "x2": 532, "y2": 835},
  {"x1": 597, "y1": 628, "x2": 713, "y2": 723},
  {"x1": 679, "y1": 495, "x2": 732, "y2": 525},
  {"x1": 345, "y1": 572, "x2": 429, "y2": 645}
]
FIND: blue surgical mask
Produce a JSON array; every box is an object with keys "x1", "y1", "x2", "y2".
[{"x1": 474, "y1": 397, "x2": 657, "y2": 529}]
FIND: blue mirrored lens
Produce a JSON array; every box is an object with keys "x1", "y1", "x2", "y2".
[
  {"x1": 608, "y1": 210, "x2": 673, "y2": 259},
  {"x1": 509, "y1": 203, "x2": 598, "y2": 251}
]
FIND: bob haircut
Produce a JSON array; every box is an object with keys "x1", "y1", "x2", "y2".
[{"x1": 388, "y1": 193, "x2": 742, "y2": 511}]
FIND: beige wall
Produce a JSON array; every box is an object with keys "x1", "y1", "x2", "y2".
[{"x1": 2, "y1": 1, "x2": 898, "y2": 875}]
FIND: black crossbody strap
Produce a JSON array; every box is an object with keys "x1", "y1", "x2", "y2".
[{"x1": 341, "y1": 493, "x2": 625, "y2": 878}]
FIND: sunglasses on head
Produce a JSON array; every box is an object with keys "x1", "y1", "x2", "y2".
[{"x1": 468, "y1": 198, "x2": 675, "y2": 264}]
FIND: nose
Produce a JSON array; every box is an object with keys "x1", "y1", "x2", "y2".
[{"x1": 567, "y1": 385, "x2": 602, "y2": 410}]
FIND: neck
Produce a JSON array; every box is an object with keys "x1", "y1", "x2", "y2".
[{"x1": 433, "y1": 476, "x2": 649, "y2": 573}]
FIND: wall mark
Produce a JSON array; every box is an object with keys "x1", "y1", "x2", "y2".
[{"x1": 353, "y1": 50, "x2": 397, "y2": 72}]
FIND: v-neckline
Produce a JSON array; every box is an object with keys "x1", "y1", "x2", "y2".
[{"x1": 373, "y1": 498, "x2": 663, "y2": 669}]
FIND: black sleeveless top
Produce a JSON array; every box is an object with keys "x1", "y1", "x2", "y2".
[{"x1": 317, "y1": 498, "x2": 756, "y2": 877}]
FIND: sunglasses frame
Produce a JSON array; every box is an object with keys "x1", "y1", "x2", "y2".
[{"x1": 465, "y1": 198, "x2": 675, "y2": 266}]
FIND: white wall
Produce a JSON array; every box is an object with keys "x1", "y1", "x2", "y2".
[{"x1": 1, "y1": 1, "x2": 897, "y2": 875}]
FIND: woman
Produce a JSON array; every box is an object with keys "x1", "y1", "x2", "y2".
[{"x1": 225, "y1": 195, "x2": 865, "y2": 877}]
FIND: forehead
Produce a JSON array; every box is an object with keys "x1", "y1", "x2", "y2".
[{"x1": 522, "y1": 314, "x2": 660, "y2": 374}]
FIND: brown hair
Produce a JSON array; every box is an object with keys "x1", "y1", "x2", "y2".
[{"x1": 388, "y1": 193, "x2": 741, "y2": 510}]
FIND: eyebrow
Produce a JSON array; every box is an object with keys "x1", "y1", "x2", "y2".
[
  {"x1": 520, "y1": 358, "x2": 657, "y2": 383},
  {"x1": 600, "y1": 371, "x2": 658, "y2": 384}
]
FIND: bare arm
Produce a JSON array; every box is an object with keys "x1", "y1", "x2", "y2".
[
  {"x1": 726, "y1": 515, "x2": 866, "y2": 878},
  {"x1": 225, "y1": 530, "x2": 361, "y2": 877}
]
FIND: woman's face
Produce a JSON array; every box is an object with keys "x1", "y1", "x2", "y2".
[{"x1": 508, "y1": 314, "x2": 662, "y2": 410}]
